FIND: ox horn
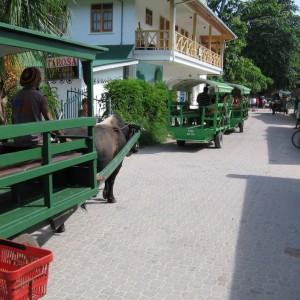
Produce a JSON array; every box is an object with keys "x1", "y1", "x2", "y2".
[{"x1": 130, "y1": 124, "x2": 145, "y2": 131}]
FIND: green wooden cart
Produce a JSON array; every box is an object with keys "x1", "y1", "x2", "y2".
[
  {"x1": 227, "y1": 83, "x2": 251, "y2": 132},
  {"x1": 167, "y1": 77, "x2": 233, "y2": 148},
  {"x1": 0, "y1": 22, "x2": 140, "y2": 239}
]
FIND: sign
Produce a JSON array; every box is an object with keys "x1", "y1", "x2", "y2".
[
  {"x1": 198, "y1": 48, "x2": 203, "y2": 57},
  {"x1": 46, "y1": 56, "x2": 79, "y2": 80},
  {"x1": 180, "y1": 91, "x2": 185, "y2": 102}
]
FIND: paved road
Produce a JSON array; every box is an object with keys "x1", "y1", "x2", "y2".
[{"x1": 38, "y1": 109, "x2": 300, "y2": 300}]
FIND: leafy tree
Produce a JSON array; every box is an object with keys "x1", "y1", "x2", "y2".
[
  {"x1": 0, "y1": 0, "x2": 71, "y2": 123},
  {"x1": 104, "y1": 78, "x2": 173, "y2": 145},
  {"x1": 240, "y1": 0, "x2": 300, "y2": 90},
  {"x1": 208, "y1": 0, "x2": 300, "y2": 92},
  {"x1": 0, "y1": 0, "x2": 71, "y2": 35}
]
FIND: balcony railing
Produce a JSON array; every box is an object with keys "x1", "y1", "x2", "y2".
[{"x1": 135, "y1": 30, "x2": 221, "y2": 68}]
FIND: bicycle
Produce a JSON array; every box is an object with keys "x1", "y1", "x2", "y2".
[{"x1": 291, "y1": 129, "x2": 300, "y2": 148}]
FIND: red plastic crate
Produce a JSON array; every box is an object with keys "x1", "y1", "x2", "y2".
[{"x1": 0, "y1": 239, "x2": 53, "y2": 300}]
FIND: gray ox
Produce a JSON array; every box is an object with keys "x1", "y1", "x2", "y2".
[{"x1": 64, "y1": 114, "x2": 140, "y2": 203}]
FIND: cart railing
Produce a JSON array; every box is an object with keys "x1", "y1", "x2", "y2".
[
  {"x1": 0, "y1": 118, "x2": 98, "y2": 238},
  {"x1": 169, "y1": 102, "x2": 232, "y2": 130}
]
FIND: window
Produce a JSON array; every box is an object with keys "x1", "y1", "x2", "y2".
[
  {"x1": 91, "y1": 4, "x2": 113, "y2": 32},
  {"x1": 49, "y1": 6, "x2": 67, "y2": 34},
  {"x1": 146, "y1": 8, "x2": 153, "y2": 26},
  {"x1": 181, "y1": 28, "x2": 188, "y2": 38}
]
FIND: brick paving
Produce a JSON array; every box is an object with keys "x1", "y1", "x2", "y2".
[{"x1": 38, "y1": 109, "x2": 300, "y2": 300}]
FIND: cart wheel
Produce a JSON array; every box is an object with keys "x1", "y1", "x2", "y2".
[
  {"x1": 177, "y1": 140, "x2": 185, "y2": 147},
  {"x1": 292, "y1": 130, "x2": 300, "y2": 148},
  {"x1": 214, "y1": 132, "x2": 223, "y2": 148},
  {"x1": 238, "y1": 122, "x2": 244, "y2": 133}
]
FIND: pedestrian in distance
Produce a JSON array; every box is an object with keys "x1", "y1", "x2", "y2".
[
  {"x1": 261, "y1": 96, "x2": 267, "y2": 110},
  {"x1": 256, "y1": 97, "x2": 260, "y2": 110},
  {"x1": 81, "y1": 97, "x2": 88, "y2": 117},
  {"x1": 251, "y1": 96, "x2": 257, "y2": 111}
]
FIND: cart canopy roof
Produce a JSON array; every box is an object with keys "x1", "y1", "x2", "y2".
[
  {"x1": 0, "y1": 21, "x2": 107, "y2": 60},
  {"x1": 277, "y1": 90, "x2": 291, "y2": 95},
  {"x1": 166, "y1": 77, "x2": 233, "y2": 93},
  {"x1": 226, "y1": 83, "x2": 251, "y2": 95}
]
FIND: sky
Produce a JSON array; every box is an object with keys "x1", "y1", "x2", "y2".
[{"x1": 294, "y1": 0, "x2": 300, "y2": 14}]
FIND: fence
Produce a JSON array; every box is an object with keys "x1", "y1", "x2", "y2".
[{"x1": 61, "y1": 88, "x2": 111, "y2": 121}]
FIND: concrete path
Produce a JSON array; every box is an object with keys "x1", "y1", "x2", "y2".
[{"x1": 38, "y1": 109, "x2": 300, "y2": 300}]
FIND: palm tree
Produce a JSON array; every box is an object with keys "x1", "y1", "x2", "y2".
[
  {"x1": 0, "y1": 0, "x2": 72, "y2": 124},
  {"x1": 0, "y1": 0, "x2": 71, "y2": 35}
]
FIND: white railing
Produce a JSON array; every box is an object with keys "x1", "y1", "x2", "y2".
[{"x1": 135, "y1": 30, "x2": 221, "y2": 68}]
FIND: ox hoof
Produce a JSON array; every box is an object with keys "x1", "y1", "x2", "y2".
[
  {"x1": 103, "y1": 190, "x2": 107, "y2": 200},
  {"x1": 107, "y1": 198, "x2": 117, "y2": 203},
  {"x1": 56, "y1": 224, "x2": 66, "y2": 233}
]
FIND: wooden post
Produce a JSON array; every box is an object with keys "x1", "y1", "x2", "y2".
[
  {"x1": 193, "y1": 13, "x2": 197, "y2": 57},
  {"x1": 169, "y1": 0, "x2": 175, "y2": 51},
  {"x1": 208, "y1": 26, "x2": 212, "y2": 63},
  {"x1": 220, "y1": 36, "x2": 226, "y2": 69},
  {"x1": 220, "y1": 36, "x2": 224, "y2": 69}
]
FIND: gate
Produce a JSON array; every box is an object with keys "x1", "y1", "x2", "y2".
[{"x1": 63, "y1": 88, "x2": 112, "y2": 121}]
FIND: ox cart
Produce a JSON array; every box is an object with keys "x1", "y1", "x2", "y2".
[
  {"x1": 167, "y1": 77, "x2": 233, "y2": 148},
  {"x1": 227, "y1": 83, "x2": 251, "y2": 132},
  {"x1": 0, "y1": 22, "x2": 141, "y2": 241},
  {"x1": 270, "y1": 91, "x2": 291, "y2": 115}
]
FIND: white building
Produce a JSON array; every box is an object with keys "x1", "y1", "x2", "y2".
[{"x1": 49, "y1": 0, "x2": 236, "y2": 113}]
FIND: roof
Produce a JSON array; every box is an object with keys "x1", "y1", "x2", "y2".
[
  {"x1": 278, "y1": 90, "x2": 291, "y2": 95},
  {"x1": 0, "y1": 22, "x2": 107, "y2": 60},
  {"x1": 226, "y1": 83, "x2": 251, "y2": 95},
  {"x1": 93, "y1": 45, "x2": 138, "y2": 67},
  {"x1": 166, "y1": 77, "x2": 233, "y2": 93},
  {"x1": 187, "y1": 1, "x2": 237, "y2": 41}
]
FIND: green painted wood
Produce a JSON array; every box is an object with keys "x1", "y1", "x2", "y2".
[
  {"x1": 226, "y1": 83, "x2": 251, "y2": 129},
  {"x1": 0, "y1": 22, "x2": 107, "y2": 60},
  {"x1": 0, "y1": 187, "x2": 98, "y2": 238},
  {"x1": 0, "y1": 152, "x2": 97, "y2": 188},
  {"x1": 0, "y1": 139, "x2": 87, "y2": 168},
  {"x1": 0, "y1": 22, "x2": 140, "y2": 238},
  {"x1": 168, "y1": 79, "x2": 235, "y2": 144},
  {"x1": 0, "y1": 23, "x2": 102, "y2": 237},
  {"x1": 0, "y1": 117, "x2": 96, "y2": 140}
]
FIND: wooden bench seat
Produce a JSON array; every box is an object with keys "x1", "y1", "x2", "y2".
[
  {"x1": 0, "y1": 152, "x2": 82, "y2": 179},
  {"x1": 171, "y1": 109, "x2": 199, "y2": 117}
]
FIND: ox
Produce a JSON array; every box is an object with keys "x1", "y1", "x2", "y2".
[
  {"x1": 55, "y1": 115, "x2": 140, "y2": 233},
  {"x1": 64, "y1": 114, "x2": 140, "y2": 203}
]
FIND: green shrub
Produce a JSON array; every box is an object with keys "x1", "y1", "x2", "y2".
[
  {"x1": 39, "y1": 85, "x2": 59, "y2": 118},
  {"x1": 104, "y1": 78, "x2": 173, "y2": 145}
]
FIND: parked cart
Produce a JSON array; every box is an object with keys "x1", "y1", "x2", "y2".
[
  {"x1": 227, "y1": 83, "x2": 251, "y2": 132},
  {"x1": 167, "y1": 77, "x2": 233, "y2": 148},
  {"x1": 0, "y1": 22, "x2": 141, "y2": 241}
]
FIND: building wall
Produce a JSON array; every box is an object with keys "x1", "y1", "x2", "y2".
[
  {"x1": 135, "y1": 0, "x2": 170, "y2": 31},
  {"x1": 49, "y1": 65, "x2": 124, "y2": 117},
  {"x1": 65, "y1": 0, "x2": 136, "y2": 46}
]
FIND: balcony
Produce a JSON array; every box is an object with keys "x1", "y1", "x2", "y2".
[{"x1": 135, "y1": 30, "x2": 221, "y2": 68}]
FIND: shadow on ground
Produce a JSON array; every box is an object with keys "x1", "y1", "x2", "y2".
[{"x1": 227, "y1": 173, "x2": 300, "y2": 299}]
